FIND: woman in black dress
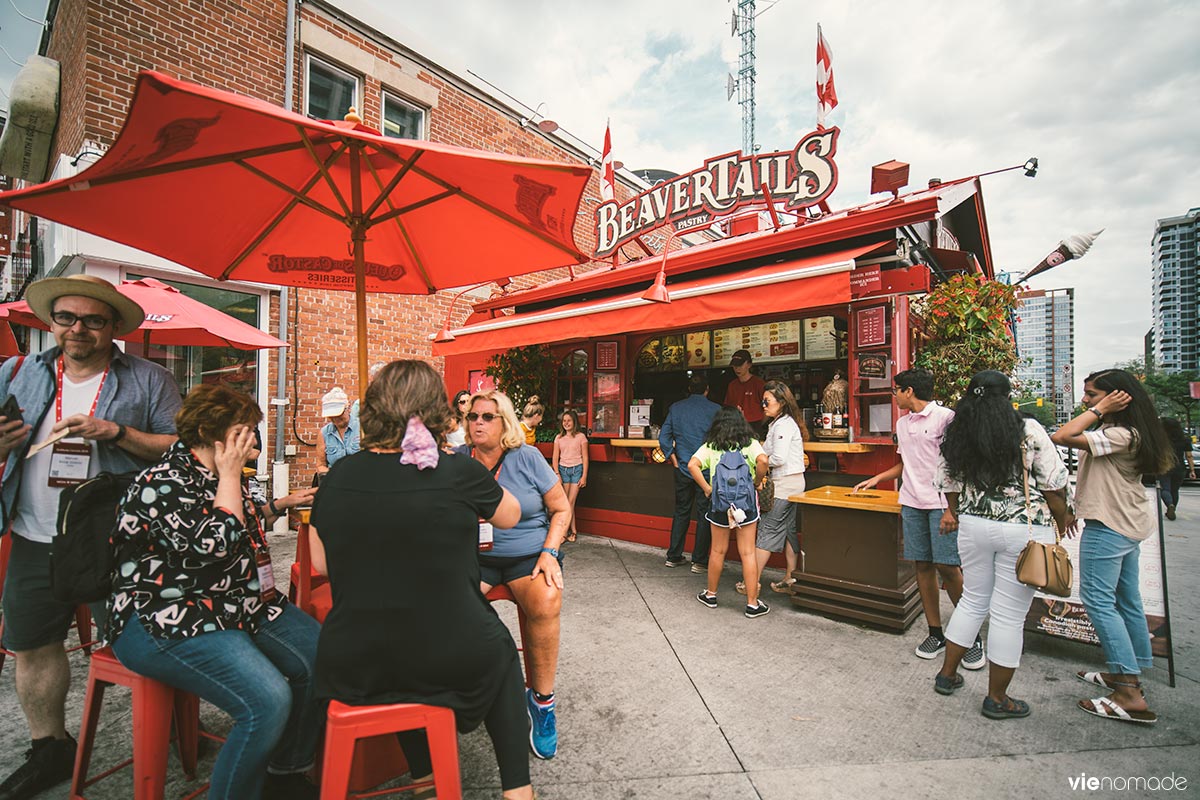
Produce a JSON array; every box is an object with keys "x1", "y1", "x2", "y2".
[{"x1": 308, "y1": 361, "x2": 530, "y2": 798}]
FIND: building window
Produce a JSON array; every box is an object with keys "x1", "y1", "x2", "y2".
[
  {"x1": 306, "y1": 56, "x2": 358, "y2": 122},
  {"x1": 382, "y1": 92, "x2": 426, "y2": 140}
]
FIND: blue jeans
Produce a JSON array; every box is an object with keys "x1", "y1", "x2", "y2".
[
  {"x1": 668, "y1": 469, "x2": 711, "y2": 564},
  {"x1": 111, "y1": 604, "x2": 322, "y2": 799},
  {"x1": 1079, "y1": 521, "x2": 1153, "y2": 675}
]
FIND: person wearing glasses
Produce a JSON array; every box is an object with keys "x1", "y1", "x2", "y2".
[
  {"x1": 0, "y1": 275, "x2": 182, "y2": 800},
  {"x1": 854, "y1": 368, "x2": 984, "y2": 670},
  {"x1": 445, "y1": 390, "x2": 471, "y2": 448},
  {"x1": 461, "y1": 390, "x2": 570, "y2": 760}
]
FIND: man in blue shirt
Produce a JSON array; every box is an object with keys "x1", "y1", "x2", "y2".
[
  {"x1": 658, "y1": 374, "x2": 719, "y2": 571},
  {"x1": 0, "y1": 275, "x2": 181, "y2": 800}
]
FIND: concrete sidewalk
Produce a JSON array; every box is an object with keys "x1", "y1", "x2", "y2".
[{"x1": 3, "y1": 488, "x2": 1198, "y2": 799}]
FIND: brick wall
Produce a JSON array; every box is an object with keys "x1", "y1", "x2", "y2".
[{"x1": 45, "y1": 0, "x2": 642, "y2": 484}]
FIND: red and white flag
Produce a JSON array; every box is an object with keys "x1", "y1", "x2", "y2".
[
  {"x1": 600, "y1": 120, "x2": 615, "y2": 202},
  {"x1": 816, "y1": 24, "x2": 837, "y2": 129}
]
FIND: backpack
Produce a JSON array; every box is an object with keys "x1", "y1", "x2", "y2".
[
  {"x1": 711, "y1": 450, "x2": 756, "y2": 517},
  {"x1": 50, "y1": 471, "x2": 137, "y2": 604}
]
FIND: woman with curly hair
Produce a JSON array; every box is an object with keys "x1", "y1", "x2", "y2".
[
  {"x1": 688, "y1": 407, "x2": 769, "y2": 618},
  {"x1": 1051, "y1": 369, "x2": 1174, "y2": 725},
  {"x1": 934, "y1": 371, "x2": 1072, "y2": 720}
]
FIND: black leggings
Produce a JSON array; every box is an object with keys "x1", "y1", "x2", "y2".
[{"x1": 396, "y1": 651, "x2": 530, "y2": 790}]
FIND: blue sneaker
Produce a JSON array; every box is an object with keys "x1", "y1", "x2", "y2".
[{"x1": 526, "y1": 688, "x2": 558, "y2": 759}]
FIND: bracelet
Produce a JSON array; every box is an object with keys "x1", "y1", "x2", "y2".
[
  {"x1": 111, "y1": 423, "x2": 127, "y2": 443},
  {"x1": 541, "y1": 546, "x2": 560, "y2": 558},
  {"x1": 268, "y1": 499, "x2": 281, "y2": 516}
]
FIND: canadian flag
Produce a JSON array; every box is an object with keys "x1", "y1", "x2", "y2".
[
  {"x1": 816, "y1": 24, "x2": 837, "y2": 129},
  {"x1": 600, "y1": 121, "x2": 615, "y2": 202}
]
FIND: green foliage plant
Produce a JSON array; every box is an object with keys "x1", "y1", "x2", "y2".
[
  {"x1": 484, "y1": 344, "x2": 555, "y2": 418},
  {"x1": 912, "y1": 274, "x2": 1022, "y2": 405}
]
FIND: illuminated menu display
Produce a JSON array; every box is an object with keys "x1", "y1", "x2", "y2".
[{"x1": 712, "y1": 321, "x2": 801, "y2": 365}]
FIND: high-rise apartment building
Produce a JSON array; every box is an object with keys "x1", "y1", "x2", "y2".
[
  {"x1": 1015, "y1": 287, "x2": 1075, "y2": 424},
  {"x1": 1152, "y1": 208, "x2": 1200, "y2": 373}
]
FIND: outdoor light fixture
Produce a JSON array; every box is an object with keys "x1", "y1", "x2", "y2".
[
  {"x1": 870, "y1": 160, "x2": 910, "y2": 199},
  {"x1": 1023, "y1": 157, "x2": 1039, "y2": 177},
  {"x1": 520, "y1": 102, "x2": 559, "y2": 133},
  {"x1": 641, "y1": 268, "x2": 670, "y2": 303},
  {"x1": 433, "y1": 279, "x2": 513, "y2": 343},
  {"x1": 977, "y1": 156, "x2": 1040, "y2": 180}
]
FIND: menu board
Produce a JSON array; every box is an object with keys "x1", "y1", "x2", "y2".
[
  {"x1": 803, "y1": 316, "x2": 838, "y2": 361},
  {"x1": 686, "y1": 331, "x2": 711, "y2": 367},
  {"x1": 855, "y1": 306, "x2": 888, "y2": 348},
  {"x1": 712, "y1": 321, "x2": 802, "y2": 365}
]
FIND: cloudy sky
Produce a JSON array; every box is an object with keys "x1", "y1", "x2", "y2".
[{"x1": 4, "y1": 0, "x2": 1198, "y2": 382}]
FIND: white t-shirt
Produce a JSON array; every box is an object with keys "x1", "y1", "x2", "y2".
[{"x1": 12, "y1": 371, "x2": 105, "y2": 543}]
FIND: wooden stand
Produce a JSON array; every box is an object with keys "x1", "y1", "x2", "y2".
[{"x1": 787, "y1": 486, "x2": 919, "y2": 632}]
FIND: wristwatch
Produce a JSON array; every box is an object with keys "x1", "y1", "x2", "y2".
[
  {"x1": 1088, "y1": 407, "x2": 1103, "y2": 419},
  {"x1": 541, "y1": 546, "x2": 560, "y2": 558},
  {"x1": 110, "y1": 423, "x2": 127, "y2": 444}
]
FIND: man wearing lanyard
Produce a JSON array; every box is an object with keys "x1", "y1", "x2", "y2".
[{"x1": 0, "y1": 275, "x2": 181, "y2": 800}]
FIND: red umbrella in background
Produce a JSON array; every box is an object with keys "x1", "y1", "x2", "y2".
[
  {"x1": 0, "y1": 323, "x2": 19, "y2": 358},
  {"x1": 0, "y1": 276, "x2": 287, "y2": 350},
  {"x1": 0, "y1": 71, "x2": 593, "y2": 393}
]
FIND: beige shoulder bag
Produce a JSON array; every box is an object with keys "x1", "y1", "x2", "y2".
[{"x1": 1014, "y1": 443, "x2": 1073, "y2": 597}]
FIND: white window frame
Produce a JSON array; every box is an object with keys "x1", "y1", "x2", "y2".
[
  {"x1": 304, "y1": 54, "x2": 360, "y2": 122},
  {"x1": 381, "y1": 90, "x2": 427, "y2": 140}
]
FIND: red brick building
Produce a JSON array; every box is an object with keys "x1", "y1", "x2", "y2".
[{"x1": 17, "y1": 0, "x2": 638, "y2": 492}]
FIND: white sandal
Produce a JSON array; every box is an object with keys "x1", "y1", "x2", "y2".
[
  {"x1": 1078, "y1": 696, "x2": 1158, "y2": 725},
  {"x1": 1075, "y1": 671, "x2": 1112, "y2": 690}
]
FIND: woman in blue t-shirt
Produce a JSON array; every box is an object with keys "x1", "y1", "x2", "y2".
[{"x1": 462, "y1": 390, "x2": 570, "y2": 761}]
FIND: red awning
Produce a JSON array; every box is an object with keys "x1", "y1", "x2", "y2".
[{"x1": 433, "y1": 244, "x2": 877, "y2": 356}]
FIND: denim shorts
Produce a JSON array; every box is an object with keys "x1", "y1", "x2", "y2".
[
  {"x1": 0, "y1": 534, "x2": 78, "y2": 651},
  {"x1": 901, "y1": 505, "x2": 961, "y2": 566},
  {"x1": 479, "y1": 551, "x2": 565, "y2": 587},
  {"x1": 558, "y1": 464, "x2": 583, "y2": 484}
]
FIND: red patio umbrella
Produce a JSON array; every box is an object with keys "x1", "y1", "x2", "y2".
[
  {"x1": 0, "y1": 71, "x2": 593, "y2": 392},
  {"x1": 0, "y1": 322, "x2": 20, "y2": 358},
  {"x1": 0, "y1": 277, "x2": 286, "y2": 350}
]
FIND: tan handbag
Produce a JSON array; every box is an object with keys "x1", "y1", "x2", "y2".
[{"x1": 1015, "y1": 444, "x2": 1073, "y2": 597}]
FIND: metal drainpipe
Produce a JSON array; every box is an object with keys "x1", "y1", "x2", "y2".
[{"x1": 272, "y1": 0, "x2": 298, "y2": 532}]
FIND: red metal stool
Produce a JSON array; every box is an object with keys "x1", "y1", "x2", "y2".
[
  {"x1": 71, "y1": 647, "x2": 219, "y2": 800},
  {"x1": 320, "y1": 700, "x2": 460, "y2": 800},
  {"x1": 485, "y1": 584, "x2": 531, "y2": 688},
  {"x1": 291, "y1": 511, "x2": 332, "y2": 622},
  {"x1": 0, "y1": 532, "x2": 96, "y2": 675}
]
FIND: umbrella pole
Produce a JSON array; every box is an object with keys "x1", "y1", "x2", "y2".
[
  {"x1": 353, "y1": 222, "x2": 369, "y2": 402},
  {"x1": 143, "y1": 329, "x2": 151, "y2": 359}
]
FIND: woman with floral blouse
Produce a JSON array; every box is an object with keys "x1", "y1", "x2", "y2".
[
  {"x1": 933, "y1": 371, "x2": 1073, "y2": 720},
  {"x1": 107, "y1": 385, "x2": 321, "y2": 800}
]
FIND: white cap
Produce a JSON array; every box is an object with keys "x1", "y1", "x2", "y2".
[{"x1": 321, "y1": 387, "x2": 349, "y2": 417}]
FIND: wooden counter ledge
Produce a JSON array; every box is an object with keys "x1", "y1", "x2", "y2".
[{"x1": 790, "y1": 485, "x2": 901, "y2": 514}]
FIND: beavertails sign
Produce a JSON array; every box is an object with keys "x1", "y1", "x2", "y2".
[{"x1": 594, "y1": 127, "x2": 840, "y2": 258}]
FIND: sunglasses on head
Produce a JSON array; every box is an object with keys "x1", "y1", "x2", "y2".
[{"x1": 465, "y1": 412, "x2": 498, "y2": 422}]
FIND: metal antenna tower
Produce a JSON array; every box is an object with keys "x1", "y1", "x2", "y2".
[{"x1": 730, "y1": 0, "x2": 757, "y2": 154}]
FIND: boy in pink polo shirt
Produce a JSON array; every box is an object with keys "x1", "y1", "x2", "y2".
[{"x1": 855, "y1": 369, "x2": 983, "y2": 669}]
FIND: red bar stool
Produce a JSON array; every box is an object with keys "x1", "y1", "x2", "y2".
[
  {"x1": 71, "y1": 647, "x2": 219, "y2": 800},
  {"x1": 320, "y1": 700, "x2": 461, "y2": 800},
  {"x1": 485, "y1": 584, "x2": 531, "y2": 688},
  {"x1": 291, "y1": 510, "x2": 331, "y2": 623},
  {"x1": 0, "y1": 532, "x2": 96, "y2": 675}
]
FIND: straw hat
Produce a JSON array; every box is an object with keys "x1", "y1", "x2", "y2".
[{"x1": 26, "y1": 274, "x2": 145, "y2": 336}]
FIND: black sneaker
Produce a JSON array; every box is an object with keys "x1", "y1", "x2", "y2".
[
  {"x1": 665, "y1": 556, "x2": 686, "y2": 568},
  {"x1": 263, "y1": 771, "x2": 319, "y2": 800},
  {"x1": 962, "y1": 638, "x2": 986, "y2": 671},
  {"x1": 744, "y1": 600, "x2": 770, "y2": 619},
  {"x1": 0, "y1": 735, "x2": 76, "y2": 800},
  {"x1": 914, "y1": 634, "x2": 946, "y2": 659},
  {"x1": 696, "y1": 590, "x2": 717, "y2": 608}
]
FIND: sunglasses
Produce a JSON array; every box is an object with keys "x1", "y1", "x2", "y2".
[
  {"x1": 465, "y1": 412, "x2": 499, "y2": 422},
  {"x1": 761, "y1": 397, "x2": 772, "y2": 407}
]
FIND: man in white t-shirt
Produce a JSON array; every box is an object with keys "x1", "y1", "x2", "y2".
[
  {"x1": 0, "y1": 275, "x2": 181, "y2": 800},
  {"x1": 855, "y1": 368, "x2": 983, "y2": 670}
]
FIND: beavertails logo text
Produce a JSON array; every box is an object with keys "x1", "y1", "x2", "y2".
[
  {"x1": 266, "y1": 254, "x2": 406, "y2": 285},
  {"x1": 594, "y1": 127, "x2": 840, "y2": 258}
]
